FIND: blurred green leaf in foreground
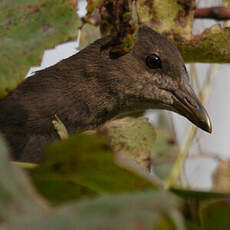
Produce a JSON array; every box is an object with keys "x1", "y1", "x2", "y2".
[
  {"x1": 0, "y1": 134, "x2": 186, "y2": 230},
  {"x1": 31, "y1": 133, "x2": 156, "y2": 204},
  {"x1": 0, "y1": 0, "x2": 81, "y2": 97}
]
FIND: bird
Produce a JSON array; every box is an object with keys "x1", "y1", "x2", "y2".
[{"x1": 0, "y1": 26, "x2": 212, "y2": 163}]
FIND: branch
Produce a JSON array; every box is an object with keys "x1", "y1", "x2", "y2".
[
  {"x1": 136, "y1": 0, "x2": 195, "y2": 39},
  {"x1": 135, "y1": 0, "x2": 230, "y2": 63},
  {"x1": 176, "y1": 24, "x2": 230, "y2": 63},
  {"x1": 84, "y1": 1, "x2": 230, "y2": 63},
  {"x1": 195, "y1": 7, "x2": 230, "y2": 20}
]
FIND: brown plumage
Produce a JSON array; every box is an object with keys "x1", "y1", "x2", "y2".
[{"x1": 0, "y1": 26, "x2": 211, "y2": 162}]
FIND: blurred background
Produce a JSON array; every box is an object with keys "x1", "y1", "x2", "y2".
[{"x1": 26, "y1": 0, "x2": 229, "y2": 190}]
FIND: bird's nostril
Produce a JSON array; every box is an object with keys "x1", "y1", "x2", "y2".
[{"x1": 184, "y1": 95, "x2": 198, "y2": 109}]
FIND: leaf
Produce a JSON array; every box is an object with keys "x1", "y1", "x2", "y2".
[
  {"x1": 213, "y1": 160, "x2": 230, "y2": 193},
  {"x1": 13, "y1": 191, "x2": 185, "y2": 230},
  {"x1": 97, "y1": 117, "x2": 156, "y2": 169},
  {"x1": 136, "y1": 0, "x2": 194, "y2": 39},
  {"x1": 0, "y1": 132, "x2": 184, "y2": 230},
  {"x1": 171, "y1": 188, "x2": 227, "y2": 201},
  {"x1": 150, "y1": 128, "x2": 179, "y2": 180},
  {"x1": 52, "y1": 114, "x2": 69, "y2": 140},
  {"x1": 79, "y1": 23, "x2": 101, "y2": 50},
  {"x1": 200, "y1": 199, "x2": 230, "y2": 230},
  {"x1": 0, "y1": 136, "x2": 47, "y2": 226},
  {"x1": 0, "y1": 135, "x2": 185, "y2": 230},
  {"x1": 31, "y1": 133, "x2": 156, "y2": 204},
  {"x1": 0, "y1": 0, "x2": 81, "y2": 97},
  {"x1": 185, "y1": 221, "x2": 201, "y2": 230},
  {"x1": 60, "y1": 191, "x2": 185, "y2": 230}
]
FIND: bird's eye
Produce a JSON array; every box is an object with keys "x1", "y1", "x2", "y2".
[{"x1": 146, "y1": 54, "x2": 162, "y2": 69}]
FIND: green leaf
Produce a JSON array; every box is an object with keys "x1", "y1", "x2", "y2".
[
  {"x1": 0, "y1": 135, "x2": 185, "y2": 230},
  {"x1": 31, "y1": 133, "x2": 156, "y2": 204},
  {"x1": 97, "y1": 117, "x2": 157, "y2": 169},
  {"x1": 136, "y1": 0, "x2": 194, "y2": 39},
  {"x1": 61, "y1": 191, "x2": 185, "y2": 230},
  {"x1": 150, "y1": 128, "x2": 178, "y2": 180},
  {"x1": 79, "y1": 23, "x2": 101, "y2": 50},
  {"x1": 200, "y1": 199, "x2": 230, "y2": 230},
  {"x1": 171, "y1": 188, "x2": 227, "y2": 200},
  {"x1": 185, "y1": 221, "x2": 201, "y2": 230},
  {"x1": 0, "y1": 136, "x2": 46, "y2": 224},
  {"x1": 13, "y1": 191, "x2": 185, "y2": 230},
  {"x1": 0, "y1": 0, "x2": 81, "y2": 96}
]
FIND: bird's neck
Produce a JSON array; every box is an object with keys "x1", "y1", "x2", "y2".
[{"x1": 63, "y1": 78, "x2": 122, "y2": 134}]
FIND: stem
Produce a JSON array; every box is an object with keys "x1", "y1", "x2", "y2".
[
  {"x1": 11, "y1": 161, "x2": 38, "y2": 169},
  {"x1": 190, "y1": 64, "x2": 201, "y2": 92},
  {"x1": 195, "y1": 7, "x2": 230, "y2": 20},
  {"x1": 165, "y1": 63, "x2": 220, "y2": 189},
  {"x1": 165, "y1": 126, "x2": 197, "y2": 189}
]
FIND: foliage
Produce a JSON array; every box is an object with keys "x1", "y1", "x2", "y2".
[
  {"x1": 79, "y1": 23, "x2": 101, "y2": 50},
  {"x1": 0, "y1": 0, "x2": 81, "y2": 97},
  {"x1": 31, "y1": 133, "x2": 155, "y2": 204},
  {"x1": 2, "y1": 0, "x2": 230, "y2": 229},
  {"x1": 0, "y1": 136, "x2": 184, "y2": 229},
  {"x1": 178, "y1": 25, "x2": 230, "y2": 63},
  {"x1": 97, "y1": 117, "x2": 157, "y2": 169},
  {"x1": 85, "y1": 0, "x2": 230, "y2": 62},
  {"x1": 213, "y1": 160, "x2": 230, "y2": 192},
  {"x1": 0, "y1": 130, "x2": 230, "y2": 229},
  {"x1": 136, "y1": 0, "x2": 195, "y2": 39},
  {"x1": 200, "y1": 199, "x2": 230, "y2": 230}
]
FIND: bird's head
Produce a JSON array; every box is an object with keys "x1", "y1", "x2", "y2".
[{"x1": 100, "y1": 26, "x2": 211, "y2": 133}]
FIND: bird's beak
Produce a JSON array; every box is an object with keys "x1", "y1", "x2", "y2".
[{"x1": 172, "y1": 82, "x2": 212, "y2": 133}]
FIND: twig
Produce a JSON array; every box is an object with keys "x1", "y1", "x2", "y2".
[
  {"x1": 169, "y1": 20, "x2": 230, "y2": 189},
  {"x1": 188, "y1": 152, "x2": 222, "y2": 162},
  {"x1": 195, "y1": 135, "x2": 203, "y2": 154},
  {"x1": 165, "y1": 126, "x2": 197, "y2": 189},
  {"x1": 165, "y1": 63, "x2": 220, "y2": 189},
  {"x1": 52, "y1": 114, "x2": 69, "y2": 140},
  {"x1": 195, "y1": 7, "x2": 230, "y2": 20},
  {"x1": 181, "y1": 63, "x2": 201, "y2": 188},
  {"x1": 11, "y1": 161, "x2": 38, "y2": 169},
  {"x1": 167, "y1": 112, "x2": 178, "y2": 144},
  {"x1": 190, "y1": 64, "x2": 201, "y2": 93}
]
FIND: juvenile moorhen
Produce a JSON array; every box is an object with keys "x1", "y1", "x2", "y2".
[{"x1": 0, "y1": 26, "x2": 211, "y2": 162}]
